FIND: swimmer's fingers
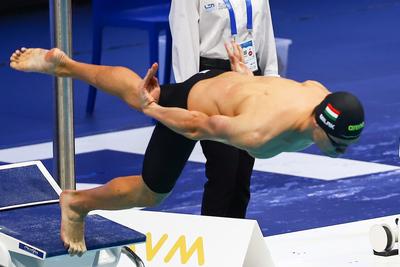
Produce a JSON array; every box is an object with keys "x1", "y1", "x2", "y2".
[
  {"x1": 225, "y1": 41, "x2": 253, "y2": 76},
  {"x1": 151, "y1": 76, "x2": 159, "y2": 90},
  {"x1": 224, "y1": 42, "x2": 236, "y2": 63},
  {"x1": 225, "y1": 42, "x2": 241, "y2": 72},
  {"x1": 230, "y1": 41, "x2": 245, "y2": 64},
  {"x1": 232, "y1": 41, "x2": 241, "y2": 59},
  {"x1": 232, "y1": 42, "x2": 254, "y2": 76},
  {"x1": 231, "y1": 41, "x2": 243, "y2": 64},
  {"x1": 139, "y1": 63, "x2": 161, "y2": 111},
  {"x1": 238, "y1": 45, "x2": 245, "y2": 64},
  {"x1": 143, "y1": 63, "x2": 159, "y2": 89}
]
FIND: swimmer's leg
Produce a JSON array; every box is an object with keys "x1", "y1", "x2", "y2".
[
  {"x1": 9, "y1": 47, "x2": 153, "y2": 110},
  {"x1": 60, "y1": 175, "x2": 167, "y2": 256}
]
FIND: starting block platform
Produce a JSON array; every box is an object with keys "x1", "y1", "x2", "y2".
[{"x1": 0, "y1": 161, "x2": 146, "y2": 267}]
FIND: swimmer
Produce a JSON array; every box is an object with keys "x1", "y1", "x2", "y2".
[{"x1": 9, "y1": 43, "x2": 364, "y2": 256}]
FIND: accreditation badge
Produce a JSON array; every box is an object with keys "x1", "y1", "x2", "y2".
[{"x1": 240, "y1": 39, "x2": 258, "y2": 72}]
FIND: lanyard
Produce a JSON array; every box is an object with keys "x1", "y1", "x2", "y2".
[{"x1": 223, "y1": 0, "x2": 253, "y2": 38}]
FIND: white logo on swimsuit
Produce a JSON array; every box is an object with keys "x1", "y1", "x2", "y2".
[
  {"x1": 199, "y1": 69, "x2": 210, "y2": 74},
  {"x1": 319, "y1": 114, "x2": 335, "y2": 130}
]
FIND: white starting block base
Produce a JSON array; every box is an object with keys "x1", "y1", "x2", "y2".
[
  {"x1": 3, "y1": 247, "x2": 122, "y2": 267},
  {"x1": 93, "y1": 205, "x2": 400, "y2": 267},
  {"x1": 96, "y1": 209, "x2": 275, "y2": 267}
]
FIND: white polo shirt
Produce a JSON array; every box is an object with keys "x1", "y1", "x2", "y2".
[{"x1": 169, "y1": 0, "x2": 279, "y2": 82}]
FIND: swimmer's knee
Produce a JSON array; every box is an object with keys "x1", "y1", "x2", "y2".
[
  {"x1": 138, "y1": 175, "x2": 169, "y2": 207},
  {"x1": 148, "y1": 191, "x2": 169, "y2": 207},
  {"x1": 142, "y1": 188, "x2": 168, "y2": 207}
]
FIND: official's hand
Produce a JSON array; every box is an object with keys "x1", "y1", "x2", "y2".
[
  {"x1": 139, "y1": 63, "x2": 161, "y2": 111},
  {"x1": 225, "y1": 41, "x2": 254, "y2": 77}
]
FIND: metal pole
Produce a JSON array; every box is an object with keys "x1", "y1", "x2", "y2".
[{"x1": 49, "y1": 0, "x2": 75, "y2": 190}]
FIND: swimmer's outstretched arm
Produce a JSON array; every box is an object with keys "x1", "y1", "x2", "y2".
[{"x1": 144, "y1": 102, "x2": 267, "y2": 150}]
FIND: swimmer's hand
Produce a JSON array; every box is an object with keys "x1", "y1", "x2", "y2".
[
  {"x1": 225, "y1": 41, "x2": 254, "y2": 77},
  {"x1": 139, "y1": 63, "x2": 161, "y2": 111}
]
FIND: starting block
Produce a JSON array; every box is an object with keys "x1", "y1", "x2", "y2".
[
  {"x1": 0, "y1": 161, "x2": 146, "y2": 267},
  {"x1": 98, "y1": 209, "x2": 276, "y2": 266}
]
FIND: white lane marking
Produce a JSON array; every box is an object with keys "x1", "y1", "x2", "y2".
[{"x1": 0, "y1": 127, "x2": 398, "y2": 180}]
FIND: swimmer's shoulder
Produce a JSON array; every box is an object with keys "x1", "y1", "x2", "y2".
[{"x1": 302, "y1": 80, "x2": 330, "y2": 93}]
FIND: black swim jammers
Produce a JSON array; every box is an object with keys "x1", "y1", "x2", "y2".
[{"x1": 142, "y1": 70, "x2": 225, "y2": 193}]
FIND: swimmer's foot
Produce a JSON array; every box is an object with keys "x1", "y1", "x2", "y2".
[
  {"x1": 60, "y1": 190, "x2": 87, "y2": 257},
  {"x1": 10, "y1": 47, "x2": 69, "y2": 76}
]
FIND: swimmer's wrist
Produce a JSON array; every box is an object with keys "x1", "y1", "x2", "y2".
[
  {"x1": 142, "y1": 101, "x2": 157, "y2": 114},
  {"x1": 147, "y1": 101, "x2": 157, "y2": 108}
]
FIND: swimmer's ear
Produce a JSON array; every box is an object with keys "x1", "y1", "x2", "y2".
[
  {"x1": 312, "y1": 116, "x2": 320, "y2": 129},
  {"x1": 312, "y1": 114, "x2": 317, "y2": 124}
]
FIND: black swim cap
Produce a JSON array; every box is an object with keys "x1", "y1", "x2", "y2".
[{"x1": 314, "y1": 92, "x2": 365, "y2": 140}]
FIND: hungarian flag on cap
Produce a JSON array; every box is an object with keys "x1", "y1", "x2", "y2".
[{"x1": 324, "y1": 103, "x2": 341, "y2": 121}]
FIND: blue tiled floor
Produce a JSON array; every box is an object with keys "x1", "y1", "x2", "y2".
[{"x1": 42, "y1": 149, "x2": 400, "y2": 236}]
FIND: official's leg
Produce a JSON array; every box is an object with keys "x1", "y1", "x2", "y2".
[
  {"x1": 226, "y1": 150, "x2": 254, "y2": 218},
  {"x1": 200, "y1": 140, "x2": 240, "y2": 217},
  {"x1": 200, "y1": 140, "x2": 254, "y2": 218}
]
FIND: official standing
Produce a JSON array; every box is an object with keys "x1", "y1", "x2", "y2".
[{"x1": 169, "y1": 0, "x2": 279, "y2": 218}]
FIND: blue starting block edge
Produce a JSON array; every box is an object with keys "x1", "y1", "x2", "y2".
[
  {"x1": 0, "y1": 161, "x2": 147, "y2": 259},
  {"x1": 0, "y1": 161, "x2": 61, "y2": 211}
]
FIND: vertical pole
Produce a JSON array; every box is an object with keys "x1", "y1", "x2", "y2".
[{"x1": 49, "y1": 0, "x2": 75, "y2": 190}]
